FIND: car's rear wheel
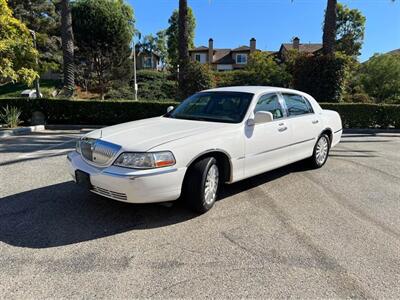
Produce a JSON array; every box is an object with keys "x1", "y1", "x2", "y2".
[
  {"x1": 309, "y1": 134, "x2": 330, "y2": 168},
  {"x1": 183, "y1": 157, "x2": 219, "y2": 213}
]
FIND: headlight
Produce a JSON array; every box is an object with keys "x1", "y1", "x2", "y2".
[
  {"x1": 113, "y1": 151, "x2": 176, "y2": 169},
  {"x1": 76, "y1": 140, "x2": 81, "y2": 154}
]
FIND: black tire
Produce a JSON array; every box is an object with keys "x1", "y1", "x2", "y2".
[
  {"x1": 182, "y1": 157, "x2": 219, "y2": 213},
  {"x1": 309, "y1": 134, "x2": 330, "y2": 169}
]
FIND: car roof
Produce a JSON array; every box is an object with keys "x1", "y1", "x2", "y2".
[
  {"x1": 201, "y1": 86, "x2": 322, "y2": 113},
  {"x1": 202, "y1": 86, "x2": 309, "y2": 96}
]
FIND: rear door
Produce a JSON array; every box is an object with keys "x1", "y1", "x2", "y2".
[
  {"x1": 244, "y1": 93, "x2": 292, "y2": 177},
  {"x1": 280, "y1": 93, "x2": 322, "y2": 160}
]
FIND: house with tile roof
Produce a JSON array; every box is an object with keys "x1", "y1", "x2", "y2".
[
  {"x1": 278, "y1": 37, "x2": 322, "y2": 62},
  {"x1": 189, "y1": 37, "x2": 322, "y2": 71},
  {"x1": 189, "y1": 38, "x2": 259, "y2": 71}
]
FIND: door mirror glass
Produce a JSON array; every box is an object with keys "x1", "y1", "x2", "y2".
[
  {"x1": 254, "y1": 111, "x2": 273, "y2": 124},
  {"x1": 166, "y1": 106, "x2": 174, "y2": 113}
]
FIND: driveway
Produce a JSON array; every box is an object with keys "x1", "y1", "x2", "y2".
[{"x1": 0, "y1": 130, "x2": 399, "y2": 298}]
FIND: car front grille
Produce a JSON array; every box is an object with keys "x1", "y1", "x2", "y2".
[
  {"x1": 80, "y1": 138, "x2": 121, "y2": 166},
  {"x1": 91, "y1": 186, "x2": 128, "y2": 201}
]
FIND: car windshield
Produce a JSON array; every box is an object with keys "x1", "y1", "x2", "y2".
[{"x1": 165, "y1": 92, "x2": 254, "y2": 123}]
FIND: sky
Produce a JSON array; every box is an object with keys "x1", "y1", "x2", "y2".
[{"x1": 128, "y1": 0, "x2": 400, "y2": 62}]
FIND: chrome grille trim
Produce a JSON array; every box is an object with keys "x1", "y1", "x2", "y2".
[
  {"x1": 79, "y1": 138, "x2": 121, "y2": 166},
  {"x1": 80, "y1": 138, "x2": 95, "y2": 162},
  {"x1": 91, "y1": 186, "x2": 128, "y2": 201},
  {"x1": 92, "y1": 140, "x2": 121, "y2": 165}
]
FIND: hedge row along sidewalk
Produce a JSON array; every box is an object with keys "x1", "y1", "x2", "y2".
[{"x1": 0, "y1": 98, "x2": 399, "y2": 128}]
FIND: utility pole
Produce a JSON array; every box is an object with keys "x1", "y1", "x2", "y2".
[
  {"x1": 29, "y1": 30, "x2": 41, "y2": 98},
  {"x1": 132, "y1": 39, "x2": 138, "y2": 101}
]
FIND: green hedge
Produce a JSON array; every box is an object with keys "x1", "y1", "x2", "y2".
[
  {"x1": 320, "y1": 103, "x2": 400, "y2": 129},
  {"x1": 0, "y1": 98, "x2": 178, "y2": 125},
  {"x1": 0, "y1": 98, "x2": 399, "y2": 128},
  {"x1": 293, "y1": 54, "x2": 350, "y2": 102}
]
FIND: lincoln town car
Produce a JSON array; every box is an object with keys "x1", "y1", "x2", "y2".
[{"x1": 67, "y1": 86, "x2": 342, "y2": 213}]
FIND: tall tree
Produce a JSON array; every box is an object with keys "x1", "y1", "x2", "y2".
[
  {"x1": 60, "y1": 0, "x2": 74, "y2": 95},
  {"x1": 336, "y1": 3, "x2": 366, "y2": 57},
  {"x1": 178, "y1": 0, "x2": 189, "y2": 66},
  {"x1": 8, "y1": 0, "x2": 61, "y2": 74},
  {"x1": 0, "y1": 0, "x2": 38, "y2": 85},
  {"x1": 322, "y1": 0, "x2": 337, "y2": 55},
  {"x1": 156, "y1": 30, "x2": 168, "y2": 69},
  {"x1": 360, "y1": 53, "x2": 400, "y2": 103},
  {"x1": 166, "y1": 7, "x2": 195, "y2": 68},
  {"x1": 72, "y1": 0, "x2": 134, "y2": 100}
]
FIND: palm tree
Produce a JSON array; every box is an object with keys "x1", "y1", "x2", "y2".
[
  {"x1": 322, "y1": 0, "x2": 337, "y2": 55},
  {"x1": 322, "y1": 0, "x2": 395, "y2": 55},
  {"x1": 60, "y1": 0, "x2": 75, "y2": 96},
  {"x1": 178, "y1": 0, "x2": 189, "y2": 92}
]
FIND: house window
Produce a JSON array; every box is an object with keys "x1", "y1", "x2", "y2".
[
  {"x1": 144, "y1": 56, "x2": 152, "y2": 68},
  {"x1": 236, "y1": 54, "x2": 248, "y2": 64},
  {"x1": 193, "y1": 53, "x2": 207, "y2": 64}
]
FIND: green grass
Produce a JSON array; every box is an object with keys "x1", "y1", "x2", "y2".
[{"x1": 0, "y1": 80, "x2": 61, "y2": 98}]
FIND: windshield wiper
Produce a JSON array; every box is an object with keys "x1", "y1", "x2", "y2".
[{"x1": 171, "y1": 115, "x2": 235, "y2": 123}]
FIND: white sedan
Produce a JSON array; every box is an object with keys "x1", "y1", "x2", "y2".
[{"x1": 67, "y1": 86, "x2": 342, "y2": 213}]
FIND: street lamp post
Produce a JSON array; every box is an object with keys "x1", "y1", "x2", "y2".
[
  {"x1": 132, "y1": 39, "x2": 138, "y2": 101},
  {"x1": 29, "y1": 30, "x2": 41, "y2": 98}
]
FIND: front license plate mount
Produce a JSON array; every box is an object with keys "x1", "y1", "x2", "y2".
[{"x1": 75, "y1": 170, "x2": 92, "y2": 190}]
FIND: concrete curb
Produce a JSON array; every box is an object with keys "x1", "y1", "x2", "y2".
[
  {"x1": 0, "y1": 125, "x2": 45, "y2": 138},
  {"x1": 343, "y1": 128, "x2": 400, "y2": 134}
]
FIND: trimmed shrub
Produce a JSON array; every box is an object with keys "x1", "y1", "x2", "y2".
[
  {"x1": 135, "y1": 70, "x2": 177, "y2": 100},
  {"x1": 179, "y1": 61, "x2": 215, "y2": 100},
  {"x1": 213, "y1": 53, "x2": 290, "y2": 88},
  {"x1": 0, "y1": 99, "x2": 399, "y2": 128},
  {"x1": 105, "y1": 83, "x2": 135, "y2": 100},
  {"x1": 293, "y1": 53, "x2": 351, "y2": 102},
  {"x1": 245, "y1": 52, "x2": 290, "y2": 87},
  {"x1": 214, "y1": 70, "x2": 254, "y2": 87}
]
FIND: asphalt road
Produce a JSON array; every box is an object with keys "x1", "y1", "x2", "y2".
[{"x1": 0, "y1": 130, "x2": 399, "y2": 299}]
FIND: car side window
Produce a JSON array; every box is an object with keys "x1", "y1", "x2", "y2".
[
  {"x1": 254, "y1": 93, "x2": 284, "y2": 119},
  {"x1": 282, "y1": 94, "x2": 313, "y2": 116}
]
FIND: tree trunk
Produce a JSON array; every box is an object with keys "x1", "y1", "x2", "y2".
[
  {"x1": 61, "y1": 0, "x2": 75, "y2": 96},
  {"x1": 322, "y1": 0, "x2": 337, "y2": 55},
  {"x1": 178, "y1": 0, "x2": 189, "y2": 96}
]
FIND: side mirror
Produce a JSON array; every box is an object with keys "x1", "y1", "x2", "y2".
[
  {"x1": 247, "y1": 111, "x2": 273, "y2": 126},
  {"x1": 166, "y1": 106, "x2": 174, "y2": 113}
]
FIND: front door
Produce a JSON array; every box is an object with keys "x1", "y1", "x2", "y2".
[{"x1": 244, "y1": 93, "x2": 292, "y2": 178}]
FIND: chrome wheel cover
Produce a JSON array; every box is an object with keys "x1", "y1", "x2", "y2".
[
  {"x1": 204, "y1": 164, "x2": 219, "y2": 205},
  {"x1": 316, "y1": 136, "x2": 329, "y2": 165}
]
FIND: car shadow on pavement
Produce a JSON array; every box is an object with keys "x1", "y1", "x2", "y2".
[
  {"x1": 0, "y1": 181, "x2": 197, "y2": 249},
  {"x1": 0, "y1": 161, "x2": 313, "y2": 249},
  {"x1": 219, "y1": 160, "x2": 310, "y2": 200}
]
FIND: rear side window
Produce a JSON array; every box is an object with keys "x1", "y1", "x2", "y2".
[
  {"x1": 254, "y1": 93, "x2": 284, "y2": 119},
  {"x1": 282, "y1": 93, "x2": 313, "y2": 116}
]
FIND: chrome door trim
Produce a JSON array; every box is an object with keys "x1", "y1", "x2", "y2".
[{"x1": 249, "y1": 137, "x2": 316, "y2": 157}]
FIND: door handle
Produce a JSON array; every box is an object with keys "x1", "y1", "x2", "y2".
[
  {"x1": 312, "y1": 120, "x2": 319, "y2": 124},
  {"x1": 278, "y1": 126, "x2": 288, "y2": 132}
]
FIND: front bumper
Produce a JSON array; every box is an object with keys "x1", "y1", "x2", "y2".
[{"x1": 67, "y1": 151, "x2": 186, "y2": 203}]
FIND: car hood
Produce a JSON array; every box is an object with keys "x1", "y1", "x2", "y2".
[{"x1": 85, "y1": 117, "x2": 230, "y2": 152}]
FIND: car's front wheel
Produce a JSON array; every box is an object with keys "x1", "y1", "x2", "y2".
[
  {"x1": 183, "y1": 157, "x2": 219, "y2": 213},
  {"x1": 309, "y1": 134, "x2": 330, "y2": 168}
]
